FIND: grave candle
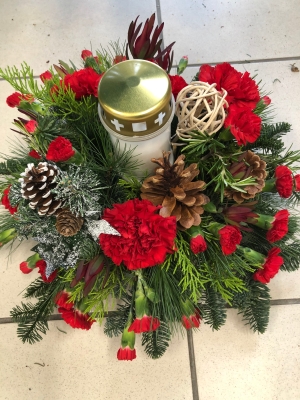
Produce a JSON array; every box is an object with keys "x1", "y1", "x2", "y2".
[{"x1": 98, "y1": 60, "x2": 174, "y2": 175}]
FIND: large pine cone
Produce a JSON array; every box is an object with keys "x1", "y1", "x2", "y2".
[
  {"x1": 224, "y1": 150, "x2": 267, "y2": 203},
  {"x1": 20, "y1": 162, "x2": 62, "y2": 216},
  {"x1": 141, "y1": 151, "x2": 209, "y2": 230},
  {"x1": 55, "y1": 209, "x2": 84, "y2": 237}
]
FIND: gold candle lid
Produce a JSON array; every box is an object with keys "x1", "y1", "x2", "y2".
[{"x1": 98, "y1": 60, "x2": 172, "y2": 137}]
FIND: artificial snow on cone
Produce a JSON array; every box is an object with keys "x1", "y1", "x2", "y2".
[{"x1": 20, "y1": 162, "x2": 61, "y2": 216}]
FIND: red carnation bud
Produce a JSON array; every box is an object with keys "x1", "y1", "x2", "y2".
[
  {"x1": 275, "y1": 165, "x2": 293, "y2": 198},
  {"x1": 294, "y1": 174, "x2": 300, "y2": 191},
  {"x1": 181, "y1": 299, "x2": 201, "y2": 329},
  {"x1": 81, "y1": 50, "x2": 93, "y2": 60},
  {"x1": 262, "y1": 96, "x2": 271, "y2": 106},
  {"x1": 128, "y1": 315, "x2": 160, "y2": 333},
  {"x1": 6, "y1": 92, "x2": 23, "y2": 108},
  {"x1": 117, "y1": 346, "x2": 137, "y2": 361},
  {"x1": 24, "y1": 120, "x2": 38, "y2": 134},
  {"x1": 253, "y1": 247, "x2": 284, "y2": 284},
  {"x1": 40, "y1": 70, "x2": 53, "y2": 83},
  {"x1": 58, "y1": 307, "x2": 95, "y2": 330},
  {"x1": 36, "y1": 260, "x2": 57, "y2": 283},
  {"x1": 190, "y1": 235, "x2": 207, "y2": 254},
  {"x1": 46, "y1": 136, "x2": 75, "y2": 163},
  {"x1": 55, "y1": 290, "x2": 74, "y2": 310},
  {"x1": 117, "y1": 321, "x2": 137, "y2": 361},
  {"x1": 28, "y1": 149, "x2": 42, "y2": 159},
  {"x1": 1, "y1": 186, "x2": 18, "y2": 214},
  {"x1": 266, "y1": 210, "x2": 289, "y2": 243},
  {"x1": 19, "y1": 253, "x2": 41, "y2": 274}
]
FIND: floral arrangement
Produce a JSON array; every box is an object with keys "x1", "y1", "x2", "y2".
[{"x1": 1, "y1": 14, "x2": 300, "y2": 361}]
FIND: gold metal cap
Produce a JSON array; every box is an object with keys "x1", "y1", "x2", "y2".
[{"x1": 98, "y1": 60, "x2": 172, "y2": 137}]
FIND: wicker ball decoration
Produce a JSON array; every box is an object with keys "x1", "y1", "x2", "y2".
[{"x1": 175, "y1": 81, "x2": 228, "y2": 138}]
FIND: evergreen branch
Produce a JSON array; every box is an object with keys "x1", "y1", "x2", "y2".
[
  {"x1": 141, "y1": 321, "x2": 171, "y2": 359},
  {"x1": 104, "y1": 291, "x2": 133, "y2": 338},
  {"x1": 198, "y1": 285, "x2": 227, "y2": 330},
  {"x1": 232, "y1": 279, "x2": 270, "y2": 333}
]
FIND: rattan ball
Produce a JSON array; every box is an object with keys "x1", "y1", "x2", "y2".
[{"x1": 175, "y1": 81, "x2": 228, "y2": 138}]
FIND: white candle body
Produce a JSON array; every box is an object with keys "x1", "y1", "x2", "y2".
[{"x1": 98, "y1": 100, "x2": 174, "y2": 176}]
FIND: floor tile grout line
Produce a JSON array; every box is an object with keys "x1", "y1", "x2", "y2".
[
  {"x1": 1, "y1": 298, "x2": 300, "y2": 324},
  {"x1": 0, "y1": 56, "x2": 299, "y2": 83},
  {"x1": 155, "y1": 0, "x2": 165, "y2": 50},
  {"x1": 187, "y1": 330, "x2": 200, "y2": 400}
]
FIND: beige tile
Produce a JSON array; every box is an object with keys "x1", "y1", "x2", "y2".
[
  {"x1": 0, "y1": 321, "x2": 193, "y2": 400},
  {"x1": 0, "y1": 1, "x2": 157, "y2": 74},
  {"x1": 194, "y1": 306, "x2": 300, "y2": 400},
  {"x1": 161, "y1": 0, "x2": 300, "y2": 65}
]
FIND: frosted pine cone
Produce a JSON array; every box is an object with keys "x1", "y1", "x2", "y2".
[
  {"x1": 20, "y1": 162, "x2": 62, "y2": 216},
  {"x1": 141, "y1": 151, "x2": 209, "y2": 230}
]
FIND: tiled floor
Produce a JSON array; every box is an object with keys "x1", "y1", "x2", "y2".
[{"x1": 0, "y1": 1, "x2": 300, "y2": 399}]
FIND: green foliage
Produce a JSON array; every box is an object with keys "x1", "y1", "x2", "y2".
[
  {"x1": 0, "y1": 63, "x2": 47, "y2": 99},
  {"x1": 141, "y1": 321, "x2": 171, "y2": 359},
  {"x1": 53, "y1": 166, "x2": 104, "y2": 217},
  {"x1": 164, "y1": 233, "x2": 210, "y2": 302},
  {"x1": 10, "y1": 276, "x2": 65, "y2": 344},
  {"x1": 104, "y1": 291, "x2": 133, "y2": 338},
  {"x1": 118, "y1": 176, "x2": 143, "y2": 200},
  {"x1": 146, "y1": 266, "x2": 187, "y2": 332},
  {"x1": 199, "y1": 285, "x2": 227, "y2": 330},
  {"x1": 245, "y1": 122, "x2": 290, "y2": 157},
  {"x1": 232, "y1": 279, "x2": 270, "y2": 333}
]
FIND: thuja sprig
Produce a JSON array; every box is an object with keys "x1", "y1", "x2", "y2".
[{"x1": 0, "y1": 63, "x2": 47, "y2": 99}]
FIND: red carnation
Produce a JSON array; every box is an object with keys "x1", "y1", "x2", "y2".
[
  {"x1": 40, "y1": 70, "x2": 53, "y2": 82},
  {"x1": 81, "y1": 50, "x2": 93, "y2": 60},
  {"x1": 28, "y1": 149, "x2": 42, "y2": 159},
  {"x1": 63, "y1": 67, "x2": 103, "y2": 99},
  {"x1": 275, "y1": 165, "x2": 293, "y2": 198},
  {"x1": 6, "y1": 92, "x2": 23, "y2": 107},
  {"x1": 55, "y1": 290, "x2": 74, "y2": 310},
  {"x1": 117, "y1": 347, "x2": 137, "y2": 361},
  {"x1": 99, "y1": 199, "x2": 177, "y2": 270},
  {"x1": 1, "y1": 186, "x2": 17, "y2": 214},
  {"x1": 224, "y1": 105, "x2": 261, "y2": 145},
  {"x1": 36, "y1": 260, "x2": 57, "y2": 283},
  {"x1": 253, "y1": 247, "x2": 284, "y2": 284},
  {"x1": 182, "y1": 312, "x2": 201, "y2": 329},
  {"x1": 46, "y1": 136, "x2": 75, "y2": 162},
  {"x1": 199, "y1": 63, "x2": 241, "y2": 105},
  {"x1": 128, "y1": 316, "x2": 160, "y2": 333},
  {"x1": 219, "y1": 225, "x2": 242, "y2": 255},
  {"x1": 190, "y1": 235, "x2": 207, "y2": 254},
  {"x1": 233, "y1": 72, "x2": 260, "y2": 110},
  {"x1": 294, "y1": 174, "x2": 300, "y2": 191},
  {"x1": 266, "y1": 210, "x2": 289, "y2": 243},
  {"x1": 58, "y1": 307, "x2": 95, "y2": 330},
  {"x1": 168, "y1": 75, "x2": 188, "y2": 100},
  {"x1": 25, "y1": 120, "x2": 38, "y2": 134}
]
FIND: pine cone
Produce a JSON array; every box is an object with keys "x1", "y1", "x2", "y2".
[
  {"x1": 55, "y1": 209, "x2": 84, "y2": 237},
  {"x1": 20, "y1": 162, "x2": 62, "y2": 216},
  {"x1": 224, "y1": 150, "x2": 267, "y2": 203},
  {"x1": 141, "y1": 151, "x2": 209, "y2": 230}
]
